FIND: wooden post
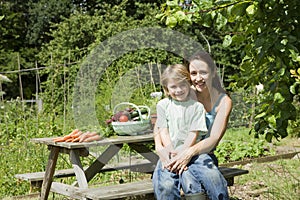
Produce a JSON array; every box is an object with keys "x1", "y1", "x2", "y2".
[
  {"x1": 249, "y1": 86, "x2": 256, "y2": 128},
  {"x1": 17, "y1": 53, "x2": 23, "y2": 100}
]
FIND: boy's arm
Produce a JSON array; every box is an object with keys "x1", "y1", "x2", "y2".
[
  {"x1": 183, "y1": 131, "x2": 198, "y2": 148},
  {"x1": 160, "y1": 127, "x2": 175, "y2": 153},
  {"x1": 173, "y1": 131, "x2": 198, "y2": 154}
]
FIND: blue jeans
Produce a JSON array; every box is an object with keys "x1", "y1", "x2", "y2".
[{"x1": 152, "y1": 154, "x2": 229, "y2": 200}]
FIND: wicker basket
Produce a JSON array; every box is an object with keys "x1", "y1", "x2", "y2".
[{"x1": 111, "y1": 102, "x2": 151, "y2": 136}]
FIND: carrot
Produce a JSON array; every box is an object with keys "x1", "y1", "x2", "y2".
[
  {"x1": 89, "y1": 132, "x2": 98, "y2": 137},
  {"x1": 72, "y1": 137, "x2": 80, "y2": 142},
  {"x1": 82, "y1": 134, "x2": 101, "y2": 142},
  {"x1": 63, "y1": 135, "x2": 72, "y2": 140},
  {"x1": 53, "y1": 137, "x2": 65, "y2": 142},
  {"x1": 65, "y1": 138, "x2": 73, "y2": 142},
  {"x1": 72, "y1": 130, "x2": 83, "y2": 138},
  {"x1": 78, "y1": 132, "x2": 89, "y2": 143},
  {"x1": 69, "y1": 129, "x2": 79, "y2": 137},
  {"x1": 52, "y1": 130, "x2": 100, "y2": 143},
  {"x1": 52, "y1": 129, "x2": 81, "y2": 143}
]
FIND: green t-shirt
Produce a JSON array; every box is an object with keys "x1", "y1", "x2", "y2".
[{"x1": 156, "y1": 97, "x2": 207, "y2": 149}]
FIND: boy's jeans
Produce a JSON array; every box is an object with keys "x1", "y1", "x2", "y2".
[{"x1": 152, "y1": 154, "x2": 229, "y2": 200}]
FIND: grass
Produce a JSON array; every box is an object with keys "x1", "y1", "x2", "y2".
[{"x1": 230, "y1": 157, "x2": 300, "y2": 200}]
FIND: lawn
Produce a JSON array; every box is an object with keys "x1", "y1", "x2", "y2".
[{"x1": 229, "y1": 157, "x2": 299, "y2": 199}]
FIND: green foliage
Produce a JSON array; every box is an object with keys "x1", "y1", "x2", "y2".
[
  {"x1": 158, "y1": 0, "x2": 300, "y2": 141},
  {"x1": 215, "y1": 127, "x2": 275, "y2": 164},
  {"x1": 26, "y1": 0, "x2": 74, "y2": 45},
  {"x1": 0, "y1": 141, "x2": 48, "y2": 197},
  {"x1": 290, "y1": 66, "x2": 300, "y2": 95},
  {"x1": 0, "y1": 1, "x2": 28, "y2": 50},
  {"x1": 228, "y1": 90, "x2": 252, "y2": 128},
  {"x1": 216, "y1": 139, "x2": 270, "y2": 163},
  {"x1": 0, "y1": 99, "x2": 74, "y2": 144}
]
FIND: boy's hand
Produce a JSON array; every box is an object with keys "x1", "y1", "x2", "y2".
[
  {"x1": 168, "y1": 147, "x2": 193, "y2": 174},
  {"x1": 157, "y1": 146, "x2": 173, "y2": 169}
]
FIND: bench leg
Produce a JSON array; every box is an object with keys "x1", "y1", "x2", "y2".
[
  {"x1": 226, "y1": 177, "x2": 234, "y2": 186},
  {"x1": 40, "y1": 146, "x2": 60, "y2": 200},
  {"x1": 128, "y1": 143, "x2": 159, "y2": 167},
  {"x1": 85, "y1": 144, "x2": 123, "y2": 182},
  {"x1": 30, "y1": 181, "x2": 43, "y2": 194}
]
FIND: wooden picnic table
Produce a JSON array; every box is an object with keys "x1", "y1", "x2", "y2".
[{"x1": 31, "y1": 133, "x2": 159, "y2": 200}]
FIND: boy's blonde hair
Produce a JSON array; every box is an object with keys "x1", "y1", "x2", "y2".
[{"x1": 161, "y1": 64, "x2": 191, "y2": 97}]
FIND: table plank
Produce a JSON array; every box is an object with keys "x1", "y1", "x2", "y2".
[
  {"x1": 31, "y1": 133, "x2": 154, "y2": 149},
  {"x1": 50, "y1": 182, "x2": 83, "y2": 199}
]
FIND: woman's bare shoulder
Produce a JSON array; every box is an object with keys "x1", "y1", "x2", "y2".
[{"x1": 219, "y1": 94, "x2": 232, "y2": 111}]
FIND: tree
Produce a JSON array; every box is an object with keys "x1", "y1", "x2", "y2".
[{"x1": 158, "y1": 0, "x2": 300, "y2": 141}]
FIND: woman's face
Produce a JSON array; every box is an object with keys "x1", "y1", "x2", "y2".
[{"x1": 189, "y1": 59, "x2": 212, "y2": 93}]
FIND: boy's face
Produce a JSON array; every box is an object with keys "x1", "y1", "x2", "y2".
[{"x1": 167, "y1": 79, "x2": 190, "y2": 101}]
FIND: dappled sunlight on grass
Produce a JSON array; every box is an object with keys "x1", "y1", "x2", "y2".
[{"x1": 229, "y1": 158, "x2": 300, "y2": 199}]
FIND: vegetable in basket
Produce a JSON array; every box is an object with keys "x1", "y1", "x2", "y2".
[{"x1": 106, "y1": 107, "x2": 148, "y2": 124}]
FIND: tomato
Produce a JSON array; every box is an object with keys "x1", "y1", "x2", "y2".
[{"x1": 118, "y1": 115, "x2": 129, "y2": 122}]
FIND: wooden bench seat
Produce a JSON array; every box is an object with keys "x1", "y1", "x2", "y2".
[
  {"x1": 50, "y1": 180, "x2": 154, "y2": 200},
  {"x1": 15, "y1": 160, "x2": 155, "y2": 191},
  {"x1": 218, "y1": 167, "x2": 249, "y2": 186},
  {"x1": 49, "y1": 167, "x2": 248, "y2": 199},
  {"x1": 16, "y1": 166, "x2": 248, "y2": 199}
]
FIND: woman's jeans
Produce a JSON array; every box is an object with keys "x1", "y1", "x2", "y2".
[{"x1": 152, "y1": 154, "x2": 229, "y2": 200}]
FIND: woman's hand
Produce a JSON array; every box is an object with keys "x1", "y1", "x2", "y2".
[{"x1": 167, "y1": 147, "x2": 194, "y2": 174}]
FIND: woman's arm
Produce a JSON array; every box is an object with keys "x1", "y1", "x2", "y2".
[
  {"x1": 169, "y1": 96, "x2": 232, "y2": 173},
  {"x1": 153, "y1": 124, "x2": 173, "y2": 168},
  {"x1": 192, "y1": 95, "x2": 232, "y2": 154}
]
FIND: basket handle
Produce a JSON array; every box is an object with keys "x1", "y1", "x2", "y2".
[
  {"x1": 113, "y1": 102, "x2": 151, "y2": 122},
  {"x1": 137, "y1": 105, "x2": 151, "y2": 121}
]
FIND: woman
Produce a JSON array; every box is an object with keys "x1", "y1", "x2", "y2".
[{"x1": 153, "y1": 51, "x2": 232, "y2": 200}]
